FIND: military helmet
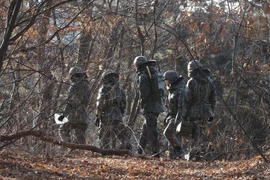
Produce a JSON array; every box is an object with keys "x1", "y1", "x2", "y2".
[
  {"x1": 133, "y1": 56, "x2": 148, "y2": 67},
  {"x1": 69, "y1": 66, "x2": 86, "y2": 77},
  {"x1": 187, "y1": 60, "x2": 203, "y2": 73},
  {"x1": 163, "y1": 70, "x2": 179, "y2": 82},
  {"x1": 101, "y1": 69, "x2": 119, "y2": 79}
]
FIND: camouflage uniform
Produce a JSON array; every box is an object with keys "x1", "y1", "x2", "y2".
[
  {"x1": 183, "y1": 60, "x2": 216, "y2": 157},
  {"x1": 59, "y1": 67, "x2": 91, "y2": 144},
  {"x1": 134, "y1": 56, "x2": 164, "y2": 157},
  {"x1": 163, "y1": 70, "x2": 186, "y2": 159},
  {"x1": 96, "y1": 69, "x2": 129, "y2": 149}
]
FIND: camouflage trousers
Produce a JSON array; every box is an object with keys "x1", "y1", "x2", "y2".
[
  {"x1": 58, "y1": 122, "x2": 87, "y2": 144},
  {"x1": 163, "y1": 117, "x2": 183, "y2": 149},
  {"x1": 98, "y1": 120, "x2": 130, "y2": 149},
  {"x1": 187, "y1": 117, "x2": 209, "y2": 156},
  {"x1": 138, "y1": 113, "x2": 160, "y2": 155}
]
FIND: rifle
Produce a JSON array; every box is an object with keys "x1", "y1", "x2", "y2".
[
  {"x1": 146, "y1": 65, "x2": 159, "y2": 97},
  {"x1": 146, "y1": 65, "x2": 152, "y2": 79},
  {"x1": 94, "y1": 111, "x2": 103, "y2": 127}
]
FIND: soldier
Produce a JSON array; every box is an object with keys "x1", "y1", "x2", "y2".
[
  {"x1": 163, "y1": 70, "x2": 186, "y2": 159},
  {"x1": 96, "y1": 69, "x2": 130, "y2": 150},
  {"x1": 58, "y1": 66, "x2": 91, "y2": 144},
  {"x1": 133, "y1": 56, "x2": 164, "y2": 158},
  {"x1": 183, "y1": 60, "x2": 216, "y2": 159}
]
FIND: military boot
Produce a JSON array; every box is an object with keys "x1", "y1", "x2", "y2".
[
  {"x1": 119, "y1": 142, "x2": 132, "y2": 150},
  {"x1": 173, "y1": 146, "x2": 185, "y2": 159},
  {"x1": 137, "y1": 147, "x2": 143, "y2": 155}
]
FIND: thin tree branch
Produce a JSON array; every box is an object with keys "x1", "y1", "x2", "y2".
[
  {"x1": 0, "y1": 130, "x2": 133, "y2": 156},
  {"x1": 0, "y1": 0, "x2": 23, "y2": 71}
]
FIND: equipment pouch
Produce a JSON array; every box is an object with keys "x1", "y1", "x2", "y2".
[{"x1": 176, "y1": 121, "x2": 193, "y2": 137}]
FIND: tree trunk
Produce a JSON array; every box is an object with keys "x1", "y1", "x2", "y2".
[
  {"x1": 0, "y1": 0, "x2": 23, "y2": 71},
  {"x1": 36, "y1": 0, "x2": 55, "y2": 133},
  {"x1": 77, "y1": 3, "x2": 93, "y2": 68}
]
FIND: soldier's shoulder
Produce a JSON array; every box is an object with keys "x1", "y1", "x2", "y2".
[
  {"x1": 178, "y1": 82, "x2": 186, "y2": 89},
  {"x1": 177, "y1": 83, "x2": 186, "y2": 93},
  {"x1": 187, "y1": 78, "x2": 197, "y2": 85},
  {"x1": 77, "y1": 80, "x2": 90, "y2": 88}
]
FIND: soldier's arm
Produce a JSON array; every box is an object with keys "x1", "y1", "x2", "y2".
[
  {"x1": 175, "y1": 86, "x2": 186, "y2": 124},
  {"x1": 120, "y1": 88, "x2": 126, "y2": 114},
  {"x1": 139, "y1": 74, "x2": 151, "y2": 100},
  {"x1": 183, "y1": 79, "x2": 196, "y2": 118},
  {"x1": 208, "y1": 79, "x2": 216, "y2": 112},
  {"x1": 81, "y1": 81, "x2": 91, "y2": 107},
  {"x1": 63, "y1": 85, "x2": 75, "y2": 117}
]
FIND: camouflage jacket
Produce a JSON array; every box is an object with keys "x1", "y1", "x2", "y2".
[
  {"x1": 165, "y1": 77, "x2": 186, "y2": 124},
  {"x1": 96, "y1": 83, "x2": 126, "y2": 121},
  {"x1": 184, "y1": 68, "x2": 216, "y2": 118},
  {"x1": 63, "y1": 78, "x2": 91, "y2": 124},
  {"x1": 137, "y1": 66, "x2": 164, "y2": 114}
]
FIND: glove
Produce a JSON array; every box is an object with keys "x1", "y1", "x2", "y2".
[
  {"x1": 58, "y1": 115, "x2": 65, "y2": 121},
  {"x1": 208, "y1": 116, "x2": 214, "y2": 122}
]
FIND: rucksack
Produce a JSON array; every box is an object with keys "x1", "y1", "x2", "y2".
[
  {"x1": 145, "y1": 65, "x2": 164, "y2": 101},
  {"x1": 193, "y1": 77, "x2": 210, "y2": 104}
]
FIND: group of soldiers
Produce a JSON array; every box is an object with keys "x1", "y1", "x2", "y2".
[{"x1": 57, "y1": 56, "x2": 216, "y2": 160}]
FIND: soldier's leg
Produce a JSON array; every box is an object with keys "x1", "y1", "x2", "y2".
[
  {"x1": 99, "y1": 121, "x2": 111, "y2": 149},
  {"x1": 113, "y1": 121, "x2": 132, "y2": 150},
  {"x1": 137, "y1": 120, "x2": 148, "y2": 154},
  {"x1": 111, "y1": 128, "x2": 117, "y2": 149},
  {"x1": 74, "y1": 123, "x2": 88, "y2": 144},
  {"x1": 163, "y1": 119, "x2": 184, "y2": 159},
  {"x1": 193, "y1": 120, "x2": 206, "y2": 148},
  {"x1": 108, "y1": 122, "x2": 115, "y2": 149},
  {"x1": 163, "y1": 119, "x2": 183, "y2": 148},
  {"x1": 189, "y1": 118, "x2": 206, "y2": 160},
  {"x1": 58, "y1": 123, "x2": 72, "y2": 143},
  {"x1": 144, "y1": 113, "x2": 160, "y2": 157},
  {"x1": 196, "y1": 118, "x2": 208, "y2": 155}
]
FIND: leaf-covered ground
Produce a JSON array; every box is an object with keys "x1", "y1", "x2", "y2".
[{"x1": 0, "y1": 150, "x2": 269, "y2": 180}]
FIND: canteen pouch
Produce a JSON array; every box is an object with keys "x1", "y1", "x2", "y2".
[{"x1": 176, "y1": 121, "x2": 193, "y2": 136}]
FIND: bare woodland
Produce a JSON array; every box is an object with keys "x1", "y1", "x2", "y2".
[{"x1": 0, "y1": 0, "x2": 270, "y2": 166}]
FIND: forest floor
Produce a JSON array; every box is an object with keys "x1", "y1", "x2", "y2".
[{"x1": 0, "y1": 149, "x2": 269, "y2": 180}]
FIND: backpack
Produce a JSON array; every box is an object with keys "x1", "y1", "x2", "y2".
[
  {"x1": 145, "y1": 65, "x2": 164, "y2": 101},
  {"x1": 193, "y1": 76, "x2": 210, "y2": 104}
]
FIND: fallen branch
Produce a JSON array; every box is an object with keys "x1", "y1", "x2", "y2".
[{"x1": 0, "y1": 130, "x2": 133, "y2": 157}]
